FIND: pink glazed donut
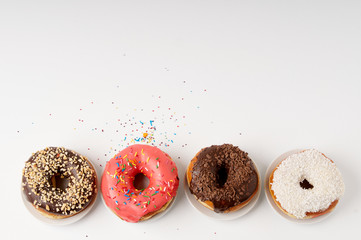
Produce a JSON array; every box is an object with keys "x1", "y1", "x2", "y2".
[{"x1": 101, "y1": 144, "x2": 179, "y2": 222}]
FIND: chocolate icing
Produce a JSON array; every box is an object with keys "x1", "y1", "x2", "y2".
[
  {"x1": 22, "y1": 147, "x2": 97, "y2": 216},
  {"x1": 189, "y1": 144, "x2": 258, "y2": 212}
]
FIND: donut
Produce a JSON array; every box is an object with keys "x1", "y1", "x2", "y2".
[
  {"x1": 186, "y1": 144, "x2": 259, "y2": 213},
  {"x1": 269, "y1": 149, "x2": 345, "y2": 219},
  {"x1": 101, "y1": 144, "x2": 179, "y2": 222},
  {"x1": 22, "y1": 147, "x2": 98, "y2": 219}
]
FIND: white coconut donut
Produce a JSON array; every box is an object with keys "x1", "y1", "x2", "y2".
[{"x1": 269, "y1": 149, "x2": 345, "y2": 219}]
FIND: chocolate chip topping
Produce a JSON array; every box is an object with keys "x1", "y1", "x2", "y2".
[
  {"x1": 189, "y1": 144, "x2": 258, "y2": 212},
  {"x1": 22, "y1": 147, "x2": 97, "y2": 216}
]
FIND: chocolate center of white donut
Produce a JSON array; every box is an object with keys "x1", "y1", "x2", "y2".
[{"x1": 299, "y1": 178, "x2": 314, "y2": 189}]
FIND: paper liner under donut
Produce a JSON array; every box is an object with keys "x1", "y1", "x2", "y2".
[
  {"x1": 186, "y1": 149, "x2": 259, "y2": 213},
  {"x1": 268, "y1": 150, "x2": 339, "y2": 219}
]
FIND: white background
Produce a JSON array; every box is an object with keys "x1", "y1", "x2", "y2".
[{"x1": 1, "y1": 0, "x2": 361, "y2": 239}]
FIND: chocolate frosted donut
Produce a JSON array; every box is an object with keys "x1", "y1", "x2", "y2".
[
  {"x1": 187, "y1": 144, "x2": 259, "y2": 213},
  {"x1": 22, "y1": 147, "x2": 97, "y2": 219}
]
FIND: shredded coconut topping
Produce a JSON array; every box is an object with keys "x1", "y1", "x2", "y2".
[{"x1": 271, "y1": 149, "x2": 345, "y2": 219}]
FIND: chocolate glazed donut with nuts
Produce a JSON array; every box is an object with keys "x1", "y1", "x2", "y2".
[
  {"x1": 186, "y1": 144, "x2": 259, "y2": 213},
  {"x1": 22, "y1": 147, "x2": 98, "y2": 219}
]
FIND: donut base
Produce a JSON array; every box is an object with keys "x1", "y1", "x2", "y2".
[
  {"x1": 186, "y1": 149, "x2": 259, "y2": 213},
  {"x1": 140, "y1": 197, "x2": 175, "y2": 221},
  {"x1": 268, "y1": 150, "x2": 339, "y2": 219},
  {"x1": 109, "y1": 197, "x2": 175, "y2": 222}
]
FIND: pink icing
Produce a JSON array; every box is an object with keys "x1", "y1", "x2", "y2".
[{"x1": 101, "y1": 144, "x2": 179, "y2": 223}]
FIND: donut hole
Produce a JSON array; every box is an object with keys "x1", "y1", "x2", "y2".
[
  {"x1": 133, "y1": 173, "x2": 150, "y2": 190},
  {"x1": 216, "y1": 165, "x2": 228, "y2": 188},
  {"x1": 299, "y1": 178, "x2": 314, "y2": 190},
  {"x1": 50, "y1": 174, "x2": 70, "y2": 192}
]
